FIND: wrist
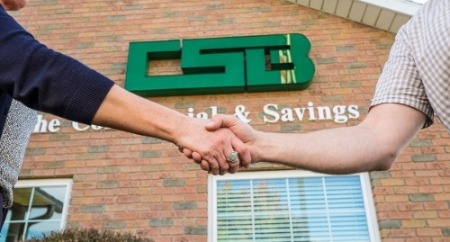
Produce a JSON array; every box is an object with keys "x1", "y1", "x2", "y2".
[
  {"x1": 252, "y1": 131, "x2": 287, "y2": 163},
  {"x1": 250, "y1": 130, "x2": 266, "y2": 162},
  {"x1": 165, "y1": 115, "x2": 191, "y2": 145}
]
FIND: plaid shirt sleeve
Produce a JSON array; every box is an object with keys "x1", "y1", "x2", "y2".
[{"x1": 370, "y1": 25, "x2": 434, "y2": 129}]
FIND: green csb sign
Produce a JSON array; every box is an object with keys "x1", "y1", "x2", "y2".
[{"x1": 125, "y1": 33, "x2": 315, "y2": 96}]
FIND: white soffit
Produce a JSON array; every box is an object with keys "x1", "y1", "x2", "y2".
[{"x1": 290, "y1": 0, "x2": 426, "y2": 33}]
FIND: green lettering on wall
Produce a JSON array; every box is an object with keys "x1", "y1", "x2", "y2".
[{"x1": 125, "y1": 33, "x2": 315, "y2": 96}]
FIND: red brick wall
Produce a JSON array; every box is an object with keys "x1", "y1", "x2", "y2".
[{"x1": 10, "y1": 0, "x2": 450, "y2": 241}]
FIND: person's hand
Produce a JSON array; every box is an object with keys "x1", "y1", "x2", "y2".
[
  {"x1": 206, "y1": 114, "x2": 256, "y2": 148},
  {"x1": 181, "y1": 115, "x2": 257, "y2": 172},
  {"x1": 175, "y1": 117, "x2": 251, "y2": 175}
]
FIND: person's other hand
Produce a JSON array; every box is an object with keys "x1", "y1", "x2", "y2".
[{"x1": 175, "y1": 117, "x2": 251, "y2": 175}]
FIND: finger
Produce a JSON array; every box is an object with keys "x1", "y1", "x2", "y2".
[
  {"x1": 191, "y1": 151, "x2": 202, "y2": 163},
  {"x1": 181, "y1": 148, "x2": 193, "y2": 158},
  {"x1": 206, "y1": 114, "x2": 238, "y2": 131},
  {"x1": 222, "y1": 146, "x2": 240, "y2": 174},
  {"x1": 208, "y1": 155, "x2": 221, "y2": 175},
  {"x1": 217, "y1": 153, "x2": 230, "y2": 175},
  {"x1": 225, "y1": 140, "x2": 241, "y2": 174},
  {"x1": 227, "y1": 154, "x2": 240, "y2": 174},
  {"x1": 195, "y1": 150, "x2": 220, "y2": 175},
  {"x1": 200, "y1": 160, "x2": 210, "y2": 172},
  {"x1": 231, "y1": 138, "x2": 251, "y2": 168}
]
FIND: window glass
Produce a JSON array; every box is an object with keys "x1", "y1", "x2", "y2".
[
  {"x1": 209, "y1": 171, "x2": 380, "y2": 242},
  {"x1": 0, "y1": 179, "x2": 71, "y2": 242}
]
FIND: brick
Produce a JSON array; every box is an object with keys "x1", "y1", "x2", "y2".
[
  {"x1": 409, "y1": 139, "x2": 433, "y2": 147},
  {"x1": 103, "y1": 220, "x2": 127, "y2": 229},
  {"x1": 388, "y1": 211, "x2": 413, "y2": 220},
  {"x1": 412, "y1": 154, "x2": 436, "y2": 162},
  {"x1": 372, "y1": 187, "x2": 395, "y2": 196},
  {"x1": 409, "y1": 194, "x2": 434, "y2": 202},
  {"x1": 163, "y1": 179, "x2": 186, "y2": 187},
  {"x1": 415, "y1": 170, "x2": 440, "y2": 177},
  {"x1": 347, "y1": 62, "x2": 367, "y2": 69},
  {"x1": 25, "y1": 147, "x2": 47, "y2": 156},
  {"x1": 140, "y1": 151, "x2": 162, "y2": 158},
  {"x1": 404, "y1": 177, "x2": 430, "y2": 186},
  {"x1": 398, "y1": 203, "x2": 423, "y2": 211},
  {"x1": 413, "y1": 211, "x2": 438, "y2": 219},
  {"x1": 160, "y1": 227, "x2": 184, "y2": 235},
  {"x1": 402, "y1": 219, "x2": 426, "y2": 228},
  {"x1": 97, "y1": 166, "x2": 121, "y2": 174},
  {"x1": 393, "y1": 188, "x2": 419, "y2": 197},
  {"x1": 379, "y1": 220, "x2": 401, "y2": 229},
  {"x1": 386, "y1": 228, "x2": 416, "y2": 237},
  {"x1": 88, "y1": 145, "x2": 109, "y2": 153},
  {"x1": 434, "y1": 193, "x2": 450, "y2": 201},
  {"x1": 316, "y1": 57, "x2": 337, "y2": 64},
  {"x1": 390, "y1": 171, "x2": 416, "y2": 178},
  {"x1": 430, "y1": 177, "x2": 450, "y2": 185},
  {"x1": 149, "y1": 218, "x2": 173, "y2": 227},
  {"x1": 416, "y1": 228, "x2": 442, "y2": 237},
  {"x1": 184, "y1": 226, "x2": 207, "y2": 235},
  {"x1": 97, "y1": 181, "x2": 119, "y2": 189},
  {"x1": 142, "y1": 137, "x2": 163, "y2": 144},
  {"x1": 370, "y1": 170, "x2": 391, "y2": 179},
  {"x1": 42, "y1": 160, "x2": 65, "y2": 169},
  {"x1": 173, "y1": 202, "x2": 197, "y2": 210},
  {"x1": 440, "y1": 210, "x2": 450, "y2": 219},
  {"x1": 381, "y1": 178, "x2": 405, "y2": 186},
  {"x1": 443, "y1": 227, "x2": 450, "y2": 237},
  {"x1": 428, "y1": 219, "x2": 450, "y2": 227},
  {"x1": 336, "y1": 45, "x2": 355, "y2": 52},
  {"x1": 80, "y1": 205, "x2": 105, "y2": 213},
  {"x1": 424, "y1": 201, "x2": 449, "y2": 210}
]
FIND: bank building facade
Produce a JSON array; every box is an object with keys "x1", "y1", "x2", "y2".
[{"x1": 2, "y1": 0, "x2": 449, "y2": 241}]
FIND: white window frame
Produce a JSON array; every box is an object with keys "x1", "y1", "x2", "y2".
[
  {"x1": 208, "y1": 170, "x2": 380, "y2": 242},
  {"x1": 4, "y1": 178, "x2": 72, "y2": 239}
]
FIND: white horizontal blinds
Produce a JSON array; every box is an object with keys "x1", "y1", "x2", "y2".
[
  {"x1": 289, "y1": 176, "x2": 370, "y2": 241},
  {"x1": 217, "y1": 180, "x2": 254, "y2": 241},
  {"x1": 252, "y1": 178, "x2": 291, "y2": 242},
  {"x1": 216, "y1": 175, "x2": 371, "y2": 242},
  {"x1": 324, "y1": 176, "x2": 369, "y2": 241}
]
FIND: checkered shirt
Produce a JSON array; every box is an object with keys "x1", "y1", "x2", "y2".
[{"x1": 371, "y1": 0, "x2": 450, "y2": 132}]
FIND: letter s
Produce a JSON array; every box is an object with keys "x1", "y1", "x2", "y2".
[{"x1": 263, "y1": 104, "x2": 280, "y2": 123}]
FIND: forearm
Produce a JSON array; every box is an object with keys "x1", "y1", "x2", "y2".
[
  {"x1": 92, "y1": 85, "x2": 187, "y2": 143},
  {"x1": 252, "y1": 125, "x2": 396, "y2": 174},
  {"x1": 251, "y1": 104, "x2": 425, "y2": 174}
]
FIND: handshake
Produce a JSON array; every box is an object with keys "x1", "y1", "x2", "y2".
[{"x1": 176, "y1": 114, "x2": 258, "y2": 175}]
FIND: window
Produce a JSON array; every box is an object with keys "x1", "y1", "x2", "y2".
[
  {"x1": 0, "y1": 179, "x2": 72, "y2": 242},
  {"x1": 208, "y1": 171, "x2": 380, "y2": 242}
]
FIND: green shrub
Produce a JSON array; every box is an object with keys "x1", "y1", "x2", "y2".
[{"x1": 24, "y1": 227, "x2": 154, "y2": 242}]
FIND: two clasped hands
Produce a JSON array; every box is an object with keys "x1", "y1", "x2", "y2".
[{"x1": 178, "y1": 114, "x2": 256, "y2": 175}]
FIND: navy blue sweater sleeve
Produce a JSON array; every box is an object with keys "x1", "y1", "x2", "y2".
[{"x1": 0, "y1": 6, "x2": 114, "y2": 124}]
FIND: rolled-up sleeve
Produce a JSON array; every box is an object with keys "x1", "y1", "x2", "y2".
[{"x1": 370, "y1": 26, "x2": 434, "y2": 128}]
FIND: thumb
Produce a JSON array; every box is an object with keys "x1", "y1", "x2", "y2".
[{"x1": 205, "y1": 114, "x2": 236, "y2": 131}]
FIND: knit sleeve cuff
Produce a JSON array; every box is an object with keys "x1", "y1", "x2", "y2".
[{"x1": 63, "y1": 69, "x2": 114, "y2": 125}]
